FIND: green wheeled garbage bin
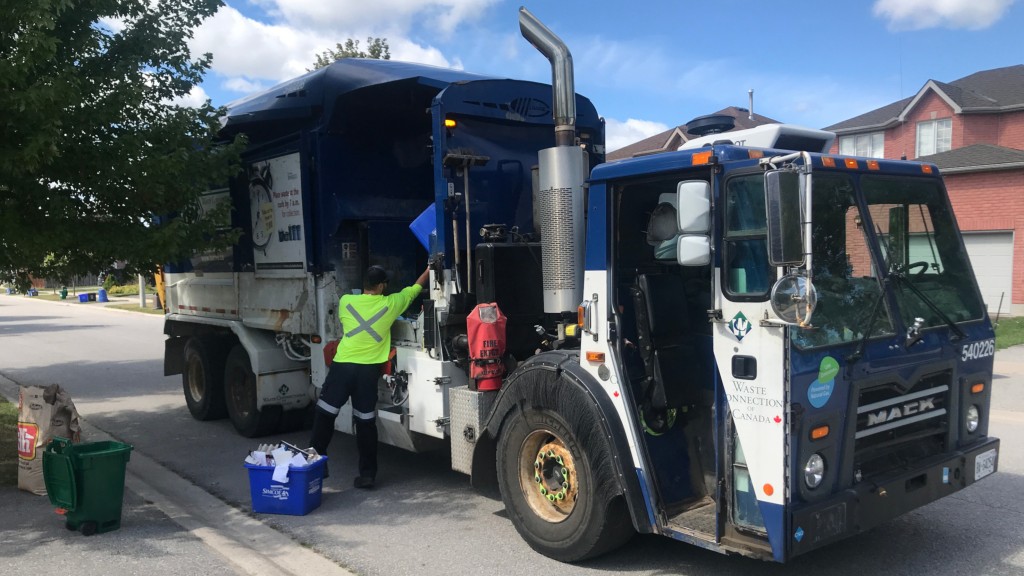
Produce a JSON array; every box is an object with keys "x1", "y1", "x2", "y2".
[{"x1": 43, "y1": 437, "x2": 133, "y2": 535}]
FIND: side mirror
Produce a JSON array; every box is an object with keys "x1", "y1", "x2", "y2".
[
  {"x1": 676, "y1": 235, "x2": 711, "y2": 266},
  {"x1": 765, "y1": 170, "x2": 804, "y2": 266},
  {"x1": 677, "y1": 180, "x2": 711, "y2": 234},
  {"x1": 770, "y1": 273, "x2": 817, "y2": 325},
  {"x1": 675, "y1": 180, "x2": 712, "y2": 266}
]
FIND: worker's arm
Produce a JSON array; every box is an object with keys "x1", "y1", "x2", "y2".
[{"x1": 415, "y1": 266, "x2": 430, "y2": 288}]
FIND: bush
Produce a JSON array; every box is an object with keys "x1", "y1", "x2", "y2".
[{"x1": 102, "y1": 274, "x2": 117, "y2": 290}]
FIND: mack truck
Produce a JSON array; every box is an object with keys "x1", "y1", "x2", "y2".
[{"x1": 162, "y1": 7, "x2": 1000, "y2": 563}]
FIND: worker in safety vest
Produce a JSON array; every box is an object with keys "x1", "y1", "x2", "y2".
[{"x1": 309, "y1": 264, "x2": 430, "y2": 489}]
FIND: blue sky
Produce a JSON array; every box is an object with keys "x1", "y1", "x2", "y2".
[{"x1": 184, "y1": 0, "x2": 1023, "y2": 151}]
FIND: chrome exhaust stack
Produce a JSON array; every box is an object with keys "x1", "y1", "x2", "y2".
[{"x1": 519, "y1": 7, "x2": 587, "y2": 315}]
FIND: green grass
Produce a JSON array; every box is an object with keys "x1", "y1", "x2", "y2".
[
  {"x1": 0, "y1": 397, "x2": 17, "y2": 487},
  {"x1": 106, "y1": 303, "x2": 164, "y2": 315},
  {"x1": 995, "y1": 316, "x2": 1024, "y2": 350}
]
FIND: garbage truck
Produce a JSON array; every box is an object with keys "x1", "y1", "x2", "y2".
[{"x1": 161, "y1": 7, "x2": 1000, "y2": 563}]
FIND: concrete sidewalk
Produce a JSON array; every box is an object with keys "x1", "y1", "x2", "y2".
[{"x1": 0, "y1": 376, "x2": 354, "y2": 576}]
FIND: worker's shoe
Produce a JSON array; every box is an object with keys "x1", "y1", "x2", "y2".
[{"x1": 353, "y1": 475, "x2": 375, "y2": 489}]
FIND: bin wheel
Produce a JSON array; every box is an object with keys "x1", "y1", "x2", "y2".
[
  {"x1": 80, "y1": 521, "x2": 98, "y2": 536},
  {"x1": 65, "y1": 522, "x2": 76, "y2": 531},
  {"x1": 183, "y1": 337, "x2": 227, "y2": 421},
  {"x1": 224, "y1": 345, "x2": 281, "y2": 437}
]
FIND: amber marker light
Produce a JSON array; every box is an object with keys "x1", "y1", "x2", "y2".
[
  {"x1": 748, "y1": 150, "x2": 764, "y2": 159},
  {"x1": 585, "y1": 351, "x2": 605, "y2": 363},
  {"x1": 311, "y1": 335, "x2": 322, "y2": 344},
  {"x1": 972, "y1": 383, "x2": 985, "y2": 394},
  {"x1": 844, "y1": 158, "x2": 859, "y2": 169},
  {"x1": 578, "y1": 305, "x2": 585, "y2": 326},
  {"x1": 691, "y1": 150, "x2": 713, "y2": 165},
  {"x1": 444, "y1": 118, "x2": 457, "y2": 128},
  {"x1": 867, "y1": 160, "x2": 880, "y2": 170},
  {"x1": 921, "y1": 164, "x2": 934, "y2": 174},
  {"x1": 822, "y1": 157, "x2": 836, "y2": 168},
  {"x1": 810, "y1": 425, "x2": 830, "y2": 440}
]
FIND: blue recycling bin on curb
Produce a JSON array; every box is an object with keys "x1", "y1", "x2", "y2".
[
  {"x1": 245, "y1": 456, "x2": 327, "y2": 516},
  {"x1": 97, "y1": 288, "x2": 108, "y2": 303}
]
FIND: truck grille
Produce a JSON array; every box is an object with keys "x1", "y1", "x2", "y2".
[{"x1": 854, "y1": 371, "x2": 951, "y2": 477}]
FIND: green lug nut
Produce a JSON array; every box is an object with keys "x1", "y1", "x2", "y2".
[
  {"x1": 534, "y1": 474, "x2": 541, "y2": 483},
  {"x1": 556, "y1": 492, "x2": 565, "y2": 500},
  {"x1": 534, "y1": 461, "x2": 540, "y2": 469},
  {"x1": 562, "y1": 481, "x2": 569, "y2": 489},
  {"x1": 555, "y1": 456, "x2": 563, "y2": 465},
  {"x1": 547, "y1": 450, "x2": 555, "y2": 457},
  {"x1": 540, "y1": 487, "x2": 548, "y2": 495},
  {"x1": 547, "y1": 494, "x2": 556, "y2": 502},
  {"x1": 562, "y1": 469, "x2": 568, "y2": 478}
]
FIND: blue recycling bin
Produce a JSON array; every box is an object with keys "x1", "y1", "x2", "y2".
[{"x1": 97, "y1": 288, "x2": 108, "y2": 303}]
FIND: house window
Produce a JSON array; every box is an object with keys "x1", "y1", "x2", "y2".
[
  {"x1": 916, "y1": 118, "x2": 952, "y2": 157},
  {"x1": 839, "y1": 132, "x2": 884, "y2": 158}
]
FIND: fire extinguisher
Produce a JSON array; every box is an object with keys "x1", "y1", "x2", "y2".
[{"x1": 467, "y1": 303, "x2": 507, "y2": 391}]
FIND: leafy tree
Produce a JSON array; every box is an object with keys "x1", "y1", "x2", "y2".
[
  {"x1": 0, "y1": 0, "x2": 244, "y2": 287},
  {"x1": 311, "y1": 37, "x2": 391, "y2": 70}
]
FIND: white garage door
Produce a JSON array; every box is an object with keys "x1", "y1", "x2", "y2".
[{"x1": 962, "y1": 232, "x2": 1014, "y2": 314}]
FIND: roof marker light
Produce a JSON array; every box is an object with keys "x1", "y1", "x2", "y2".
[
  {"x1": 867, "y1": 160, "x2": 880, "y2": 170},
  {"x1": 691, "y1": 150, "x2": 713, "y2": 165},
  {"x1": 444, "y1": 118, "x2": 457, "y2": 128},
  {"x1": 822, "y1": 157, "x2": 836, "y2": 168},
  {"x1": 844, "y1": 158, "x2": 859, "y2": 169},
  {"x1": 922, "y1": 164, "x2": 934, "y2": 174}
]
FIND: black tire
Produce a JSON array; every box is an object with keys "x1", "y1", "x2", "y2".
[
  {"x1": 496, "y1": 407, "x2": 633, "y2": 562},
  {"x1": 182, "y1": 338, "x2": 227, "y2": 421},
  {"x1": 224, "y1": 345, "x2": 280, "y2": 437}
]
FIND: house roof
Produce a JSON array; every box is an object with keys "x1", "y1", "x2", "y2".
[
  {"x1": 825, "y1": 64, "x2": 1024, "y2": 133},
  {"x1": 607, "y1": 106, "x2": 779, "y2": 161},
  {"x1": 919, "y1": 143, "x2": 1024, "y2": 174}
]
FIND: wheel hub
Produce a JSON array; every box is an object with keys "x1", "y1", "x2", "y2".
[{"x1": 519, "y1": 430, "x2": 578, "y2": 522}]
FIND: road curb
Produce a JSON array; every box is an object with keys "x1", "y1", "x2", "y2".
[{"x1": 0, "y1": 374, "x2": 354, "y2": 576}]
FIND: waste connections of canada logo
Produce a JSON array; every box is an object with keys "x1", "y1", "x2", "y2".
[
  {"x1": 727, "y1": 311, "x2": 752, "y2": 341},
  {"x1": 17, "y1": 422, "x2": 38, "y2": 460}
]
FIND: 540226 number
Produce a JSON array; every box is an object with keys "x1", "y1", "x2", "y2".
[{"x1": 961, "y1": 339, "x2": 995, "y2": 362}]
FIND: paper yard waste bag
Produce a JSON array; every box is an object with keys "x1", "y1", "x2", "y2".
[{"x1": 17, "y1": 385, "x2": 82, "y2": 495}]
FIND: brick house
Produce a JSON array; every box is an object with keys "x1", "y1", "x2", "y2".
[{"x1": 825, "y1": 64, "x2": 1024, "y2": 316}]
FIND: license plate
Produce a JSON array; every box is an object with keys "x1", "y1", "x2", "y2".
[{"x1": 974, "y1": 448, "x2": 997, "y2": 481}]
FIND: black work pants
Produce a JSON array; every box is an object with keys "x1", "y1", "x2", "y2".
[{"x1": 309, "y1": 361, "x2": 381, "y2": 478}]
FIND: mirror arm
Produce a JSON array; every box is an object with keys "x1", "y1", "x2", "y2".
[{"x1": 802, "y1": 152, "x2": 813, "y2": 286}]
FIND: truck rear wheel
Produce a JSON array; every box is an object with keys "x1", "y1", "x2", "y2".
[
  {"x1": 224, "y1": 345, "x2": 280, "y2": 437},
  {"x1": 496, "y1": 406, "x2": 633, "y2": 562},
  {"x1": 182, "y1": 337, "x2": 227, "y2": 421}
]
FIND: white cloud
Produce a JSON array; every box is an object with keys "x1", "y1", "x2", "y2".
[
  {"x1": 254, "y1": 0, "x2": 499, "y2": 38},
  {"x1": 873, "y1": 0, "x2": 1016, "y2": 30},
  {"x1": 191, "y1": 3, "x2": 473, "y2": 96},
  {"x1": 169, "y1": 85, "x2": 210, "y2": 108},
  {"x1": 223, "y1": 77, "x2": 267, "y2": 94},
  {"x1": 605, "y1": 118, "x2": 670, "y2": 153}
]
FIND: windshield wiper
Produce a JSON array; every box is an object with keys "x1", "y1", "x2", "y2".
[{"x1": 889, "y1": 269, "x2": 966, "y2": 341}]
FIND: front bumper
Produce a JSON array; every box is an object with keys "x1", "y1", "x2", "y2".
[{"x1": 789, "y1": 437, "x2": 999, "y2": 558}]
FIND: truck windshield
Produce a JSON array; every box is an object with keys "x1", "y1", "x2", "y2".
[
  {"x1": 793, "y1": 173, "x2": 984, "y2": 350},
  {"x1": 793, "y1": 174, "x2": 894, "y2": 349},
  {"x1": 861, "y1": 175, "x2": 985, "y2": 328}
]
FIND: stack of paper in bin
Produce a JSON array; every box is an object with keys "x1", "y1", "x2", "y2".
[{"x1": 244, "y1": 443, "x2": 322, "y2": 483}]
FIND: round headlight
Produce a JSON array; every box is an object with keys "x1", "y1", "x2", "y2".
[
  {"x1": 966, "y1": 404, "x2": 980, "y2": 433},
  {"x1": 804, "y1": 453, "x2": 825, "y2": 488}
]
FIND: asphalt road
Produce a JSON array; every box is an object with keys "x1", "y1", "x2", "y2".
[{"x1": 1, "y1": 294, "x2": 1022, "y2": 576}]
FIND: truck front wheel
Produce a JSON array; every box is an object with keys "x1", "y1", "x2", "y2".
[
  {"x1": 496, "y1": 407, "x2": 633, "y2": 562},
  {"x1": 182, "y1": 338, "x2": 227, "y2": 421},
  {"x1": 224, "y1": 345, "x2": 280, "y2": 437}
]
